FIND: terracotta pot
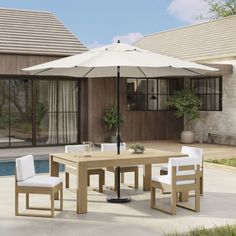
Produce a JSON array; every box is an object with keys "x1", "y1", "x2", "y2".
[{"x1": 181, "y1": 131, "x2": 195, "y2": 144}]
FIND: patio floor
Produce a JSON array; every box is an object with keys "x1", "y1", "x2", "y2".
[
  {"x1": 0, "y1": 141, "x2": 236, "y2": 236},
  {"x1": 1, "y1": 140, "x2": 236, "y2": 160}
]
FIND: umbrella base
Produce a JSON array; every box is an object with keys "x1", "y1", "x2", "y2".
[{"x1": 107, "y1": 196, "x2": 131, "y2": 203}]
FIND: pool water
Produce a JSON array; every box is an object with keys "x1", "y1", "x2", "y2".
[{"x1": 0, "y1": 159, "x2": 65, "y2": 176}]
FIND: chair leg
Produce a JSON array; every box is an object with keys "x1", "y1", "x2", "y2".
[
  {"x1": 134, "y1": 168, "x2": 139, "y2": 189},
  {"x1": 200, "y1": 177, "x2": 203, "y2": 195},
  {"x1": 15, "y1": 192, "x2": 19, "y2": 216},
  {"x1": 87, "y1": 174, "x2": 90, "y2": 187},
  {"x1": 26, "y1": 193, "x2": 29, "y2": 209},
  {"x1": 151, "y1": 186, "x2": 156, "y2": 208},
  {"x1": 176, "y1": 192, "x2": 179, "y2": 203},
  {"x1": 121, "y1": 173, "x2": 124, "y2": 183},
  {"x1": 65, "y1": 172, "x2": 70, "y2": 188},
  {"x1": 51, "y1": 192, "x2": 55, "y2": 218},
  {"x1": 195, "y1": 188, "x2": 200, "y2": 212},
  {"x1": 60, "y1": 188, "x2": 63, "y2": 211},
  {"x1": 99, "y1": 171, "x2": 104, "y2": 193},
  {"x1": 102, "y1": 171, "x2": 105, "y2": 186},
  {"x1": 171, "y1": 191, "x2": 177, "y2": 215},
  {"x1": 179, "y1": 191, "x2": 189, "y2": 202}
]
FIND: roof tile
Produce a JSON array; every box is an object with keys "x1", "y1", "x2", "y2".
[{"x1": 0, "y1": 8, "x2": 88, "y2": 56}]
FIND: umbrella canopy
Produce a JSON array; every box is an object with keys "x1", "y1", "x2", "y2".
[{"x1": 23, "y1": 42, "x2": 218, "y2": 77}]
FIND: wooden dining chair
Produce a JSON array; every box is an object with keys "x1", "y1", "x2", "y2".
[
  {"x1": 15, "y1": 155, "x2": 63, "y2": 218},
  {"x1": 151, "y1": 156, "x2": 201, "y2": 215},
  {"x1": 65, "y1": 144, "x2": 105, "y2": 193},
  {"x1": 160, "y1": 146, "x2": 204, "y2": 195},
  {"x1": 101, "y1": 143, "x2": 139, "y2": 190}
]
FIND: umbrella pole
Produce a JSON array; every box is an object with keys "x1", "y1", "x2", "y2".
[
  {"x1": 117, "y1": 65, "x2": 121, "y2": 199},
  {"x1": 107, "y1": 65, "x2": 131, "y2": 203}
]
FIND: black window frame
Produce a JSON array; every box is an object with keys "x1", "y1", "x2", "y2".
[
  {"x1": 126, "y1": 78, "x2": 182, "y2": 111},
  {"x1": 190, "y1": 77, "x2": 222, "y2": 111},
  {"x1": 0, "y1": 76, "x2": 80, "y2": 148}
]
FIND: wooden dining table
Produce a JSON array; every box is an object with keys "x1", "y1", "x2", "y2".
[{"x1": 50, "y1": 148, "x2": 187, "y2": 214}]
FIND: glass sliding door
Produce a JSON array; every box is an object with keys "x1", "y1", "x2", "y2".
[
  {"x1": 35, "y1": 79, "x2": 79, "y2": 145},
  {"x1": 0, "y1": 77, "x2": 80, "y2": 148},
  {"x1": 57, "y1": 80, "x2": 78, "y2": 144},
  {"x1": 0, "y1": 80, "x2": 10, "y2": 147},
  {"x1": 35, "y1": 80, "x2": 51, "y2": 145},
  {"x1": 9, "y1": 80, "x2": 33, "y2": 146}
]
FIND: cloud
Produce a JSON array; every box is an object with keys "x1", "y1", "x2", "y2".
[
  {"x1": 112, "y1": 32, "x2": 144, "y2": 45},
  {"x1": 168, "y1": 0, "x2": 209, "y2": 23},
  {"x1": 87, "y1": 32, "x2": 143, "y2": 49},
  {"x1": 87, "y1": 41, "x2": 104, "y2": 49}
]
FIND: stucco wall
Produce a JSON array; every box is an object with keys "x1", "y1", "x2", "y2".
[{"x1": 190, "y1": 59, "x2": 236, "y2": 145}]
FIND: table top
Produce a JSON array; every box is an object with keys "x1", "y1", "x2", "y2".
[{"x1": 50, "y1": 148, "x2": 187, "y2": 168}]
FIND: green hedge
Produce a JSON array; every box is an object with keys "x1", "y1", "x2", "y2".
[
  {"x1": 205, "y1": 158, "x2": 236, "y2": 167},
  {"x1": 166, "y1": 225, "x2": 236, "y2": 236}
]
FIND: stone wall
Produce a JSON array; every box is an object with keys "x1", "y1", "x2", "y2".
[{"x1": 189, "y1": 59, "x2": 236, "y2": 145}]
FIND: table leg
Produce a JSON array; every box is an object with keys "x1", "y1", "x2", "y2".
[
  {"x1": 143, "y1": 164, "x2": 152, "y2": 191},
  {"x1": 49, "y1": 155, "x2": 59, "y2": 200},
  {"x1": 77, "y1": 162, "x2": 88, "y2": 214}
]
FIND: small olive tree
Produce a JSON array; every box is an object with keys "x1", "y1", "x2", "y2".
[
  {"x1": 103, "y1": 105, "x2": 124, "y2": 134},
  {"x1": 167, "y1": 90, "x2": 201, "y2": 130}
]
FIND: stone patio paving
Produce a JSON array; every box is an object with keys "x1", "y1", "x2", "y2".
[
  {"x1": 1, "y1": 140, "x2": 236, "y2": 160},
  {"x1": 0, "y1": 141, "x2": 236, "y2": 236}
]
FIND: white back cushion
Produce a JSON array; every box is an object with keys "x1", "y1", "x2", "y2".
[
  {"x1": 65, "y1": 144, "x2": 90, "y2": 153},
  {"x1": 101, "y1": 143, "x2": 126, "y2": 151},
  {"x1": 167, "y1": 156, "x2": 201, "y2": 180},
  {"x1": 181, "y1": 146, "x2": 203, "y2": 162},
  {"x1": 16, "y1": 155, "x2": 35, "y2": 181}
]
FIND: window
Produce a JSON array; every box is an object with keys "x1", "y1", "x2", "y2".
[
  {"x1": 35, "y1": 80, "x2": 79, "y2": 145},
  {"x1": 0, "y1": 78, "x2": 79, "y2": 148},
  {"x1": 127, "y1": 78, "x2": 182, "y2": 111},
  {"x1": 0, "y1": 79, "x2": 33, "y2": 147},
  {"x1": 191, "y1": 77, "x2": 222, "y2": 111}
]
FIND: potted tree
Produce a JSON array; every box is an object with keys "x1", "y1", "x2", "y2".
[
  {"x1": 167, "y1": 89, "x2": 201, "y2": 144},
  {"x1": 103, "y1": 105, "x2": 124, "y2": 143}
]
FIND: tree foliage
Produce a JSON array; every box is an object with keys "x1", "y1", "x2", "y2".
[
  {"x1": 201, "y1": 0, "x2": 236, "y2": 19},
  {"x1": 103, "y1": 105, "x2": 124, "y2": 131},
  {"x1": 167, "y1": 90, "x2": 201, "y2": 130}
]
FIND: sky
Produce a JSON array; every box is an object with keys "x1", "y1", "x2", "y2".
[{"x1": 0, "y1": 0, "x2": 208, "y2": 48}]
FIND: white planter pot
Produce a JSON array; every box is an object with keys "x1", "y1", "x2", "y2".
[{"x1": 181, "y1": 131, "x2": 195, "y2": 144}]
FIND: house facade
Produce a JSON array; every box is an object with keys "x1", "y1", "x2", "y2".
[
  {"x1": 1, "y1": 8, "x2": 232, "y2": 148},
  {"x1": 0, "y1": 8, "x2": 87, "y2": 148},
  {"x1": 0, "y1": 7, "x2": 187, "y2": 148},
  {"x1": 134, "y1": 16, "x2": 236, "y2": 145}
]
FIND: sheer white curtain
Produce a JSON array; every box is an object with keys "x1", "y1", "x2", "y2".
[{"x1": 47, "y1": 80, "x2": 77, "y2": 144}]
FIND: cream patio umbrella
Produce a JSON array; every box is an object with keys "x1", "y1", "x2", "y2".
[{"x1": 23, "y1": 41, "x2": 218, "y2": 203}]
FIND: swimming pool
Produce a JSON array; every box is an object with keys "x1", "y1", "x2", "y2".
[{"x1": 0, "y1": 158, "x2": 65, "y2": 176}]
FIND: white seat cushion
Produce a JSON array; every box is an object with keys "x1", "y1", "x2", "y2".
[
  {"x1": 17, "y1": 175, "x2": 62, "y2": 187},
  {"x1": 152, "y1": 175, "x2": 171, "y2": 185},
  {"x1": 152, "y1": 174, "x2": 195, "y2": 185}
]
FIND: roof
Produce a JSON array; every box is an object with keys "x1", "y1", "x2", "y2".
[
  {"x1": 134, "y1": 16, "x2": 236, "y2": 62},
  {"x1": 0, "y1": 7, "x2": 88, "y2": 56}
]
